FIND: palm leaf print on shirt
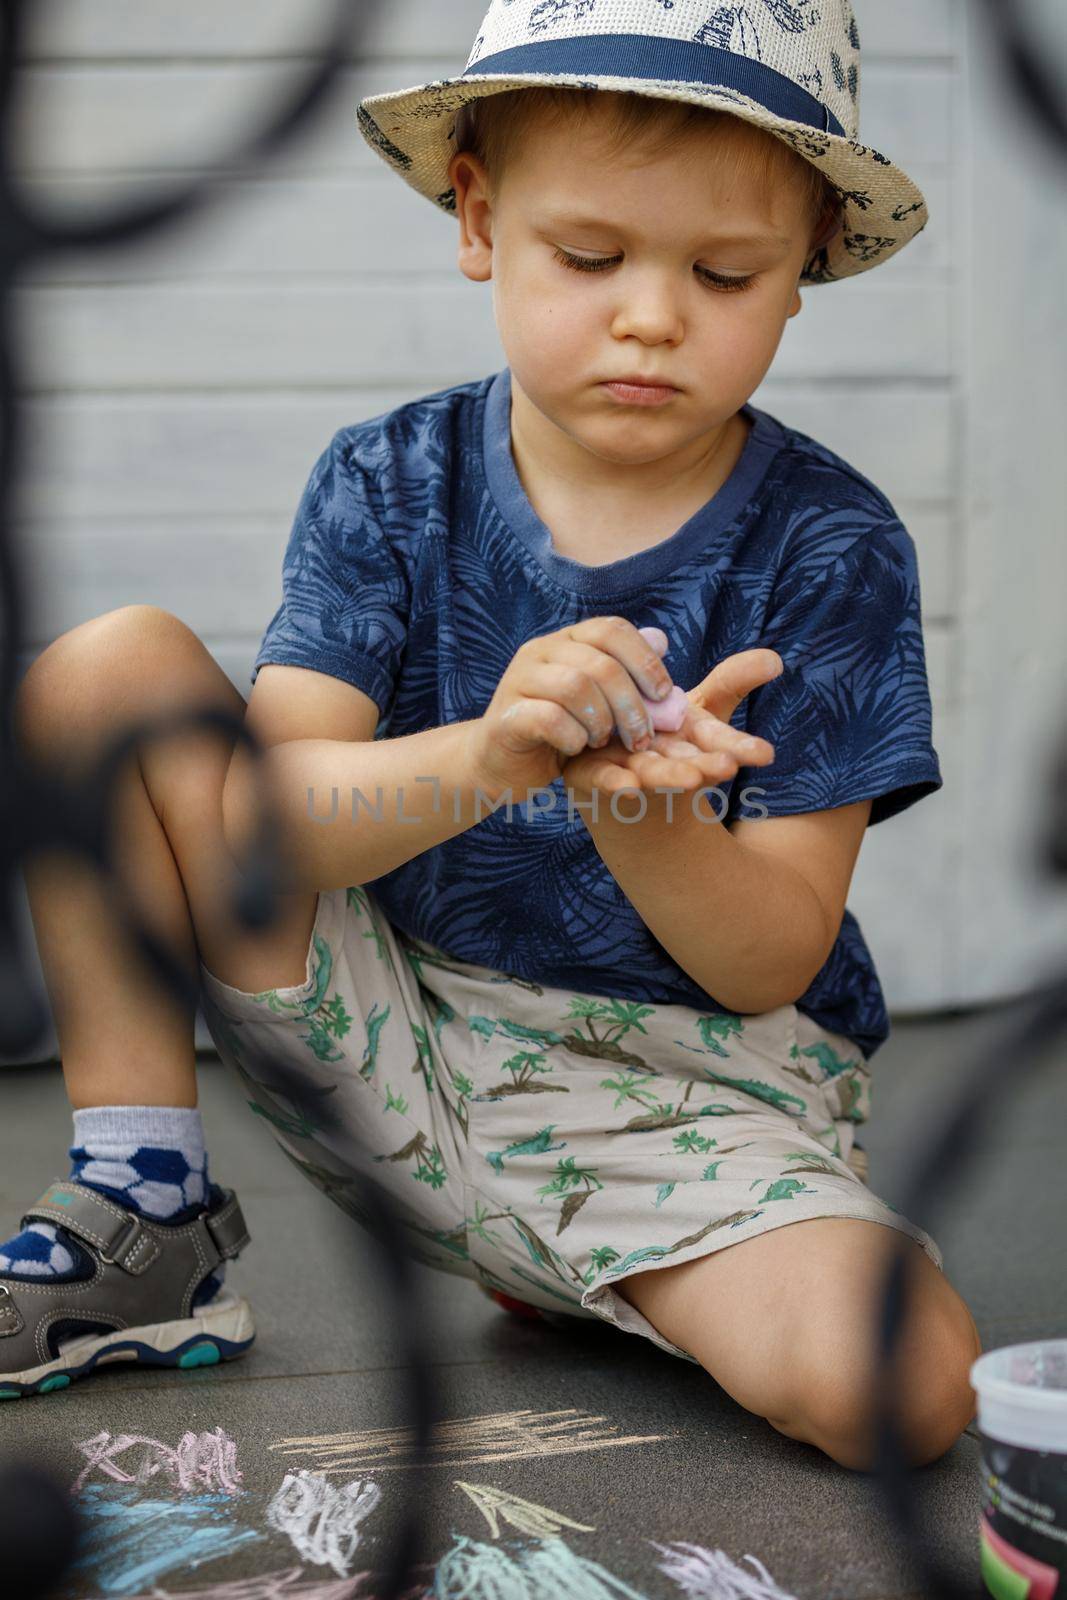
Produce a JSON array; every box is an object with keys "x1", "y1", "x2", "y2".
[{"x1": 255, "y1": 372, "x2": 943, "y2": 1067}]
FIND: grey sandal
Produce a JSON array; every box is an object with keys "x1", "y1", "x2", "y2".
[{"x1": 0, "y1": 1178, "x2": 255, "y2": 1398}]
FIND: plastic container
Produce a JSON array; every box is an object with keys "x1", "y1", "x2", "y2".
[{"x1": 971, "y1": 1339, "x2": 1067, "y2": 1598}]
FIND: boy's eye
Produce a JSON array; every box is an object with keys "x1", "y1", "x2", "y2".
[{"x1": 551, "y1": 245, "x2": 756, "y2": 293}]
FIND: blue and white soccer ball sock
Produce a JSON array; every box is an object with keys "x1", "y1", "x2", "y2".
[{"x1": 0, "y1": 1105, "x2": 226, "y2": 1310}]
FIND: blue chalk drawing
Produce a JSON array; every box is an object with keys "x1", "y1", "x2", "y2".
[{"x1": 68, "y1": 1483, "x2": 263, "y2": 1595}]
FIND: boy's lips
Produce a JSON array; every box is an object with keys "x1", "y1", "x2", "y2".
[
  {"x1": 607, "y1": 372, "x2": 675, "y2": 388},
  {"x1": 600, "y1": 377, "x2": 680, "y2": 406}
]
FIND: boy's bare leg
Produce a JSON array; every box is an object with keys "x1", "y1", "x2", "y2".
[
  {"x1": 615, "y1": 1215, "x2": 983, "y2": 1472},
  {"x1": 15, "y1": 605, "x2": 320, "y2": 1111}
]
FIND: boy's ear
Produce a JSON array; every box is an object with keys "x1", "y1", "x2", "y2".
[
  {"x1": 810, "y1": 201, "x2": 846, "y2": 255},
  {"x1": 790, "y1": 201, "x2": 845, "y2": 315},
  {"x1": 448, "y1": 151, "x2": 494, "y2": 283}
]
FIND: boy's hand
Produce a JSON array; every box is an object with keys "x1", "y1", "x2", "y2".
[
  {"x1": 558, "y1": 647, "x2": 784, "y2": 800},
  {"x1": 464, "y1": 616, "x2": 681, "y2": 799}
]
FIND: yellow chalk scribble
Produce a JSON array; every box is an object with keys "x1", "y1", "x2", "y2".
[
  {"x1": 455, "y1": 1479, "x2": 596, "y2": 1539},
  {"x1": 270, "y1": 1407, "x2": 674, "y2": 1474}
]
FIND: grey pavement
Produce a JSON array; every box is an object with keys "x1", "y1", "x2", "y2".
[{"x1": 0, "y1": 996, "x2": 1062, "y2": 1599}]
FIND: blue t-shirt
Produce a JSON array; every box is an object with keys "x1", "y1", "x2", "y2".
[{"x1": 253, "y1": 368, "x2": 943, "y2": 1060}]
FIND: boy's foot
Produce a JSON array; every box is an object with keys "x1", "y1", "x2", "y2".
[
  {"x1": 482, "y1": 1286, "x2": 548, "y2": 1321},
  {"x1": 476, "y1": 1282, "x2": 585, "y2": 1331},
  {"x1": 0, "y1": 1179, "x2": 254, "y2": 1398}
]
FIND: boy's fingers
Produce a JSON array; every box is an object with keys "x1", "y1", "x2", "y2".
[
  {"x1": 578, "y1": 755, "x2": 642, "y2": 792},
  {"x1": 565, "y1": 731, "x2": 727, "y2": 784},
  {"x1": 685, "y1": 710, "x2": 775, "y2": 764},
  {"x1": 563, "y1": 716, "x2": 764, "y2": 795},
  {"x1": 686, "y1": 647, "x2": 784, "y2": 721},
  {"x1": 611, "y1": 743, "x2": 731, "y2": 790}
]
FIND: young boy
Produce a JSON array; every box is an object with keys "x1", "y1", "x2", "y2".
[{"x1": 4, "y1": 0, "x2": 982, "y2": 1473}]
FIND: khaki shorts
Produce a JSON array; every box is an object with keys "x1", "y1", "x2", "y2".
[{"x1": 198, "y1": 885, "x2": 943, "y2": 1362}]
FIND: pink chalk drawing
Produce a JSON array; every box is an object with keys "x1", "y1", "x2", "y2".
[
  {"x1": 72, "y1": 1426, "x2": 243, "y2": 1495},
  {"x1": 265, "y1": 1470, "x2": 382, "y2": 1579},
  {"x1": 81, "y1": 1571, "x2": 415, "y2": 1600}
]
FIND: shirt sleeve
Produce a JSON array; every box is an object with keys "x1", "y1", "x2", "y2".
[
  {"x1": 251, "y1": 429, "x2": 410, "y2": 720},
  {"x1": 727, "y1": 517, "x2": 943, "y2": 828}
]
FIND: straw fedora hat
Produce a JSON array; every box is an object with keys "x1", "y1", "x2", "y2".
[{"x1": 356, "y1": 0, "x2": 928, "y2": 286}]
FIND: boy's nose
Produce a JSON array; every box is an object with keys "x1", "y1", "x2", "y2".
[{"x1": 607, "y1": 276, "x2": 684, "y2": 339}]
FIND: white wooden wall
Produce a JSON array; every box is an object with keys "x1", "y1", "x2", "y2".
[{"x1": 7, "y1": 0, "x2": 1067, "y2": 1064}]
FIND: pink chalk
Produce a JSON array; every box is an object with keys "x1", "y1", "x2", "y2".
[
  {"x1": 633, "y1": 625, "x2": 689, "y2": 734},
  {"x1": 643, "y1": 684, "x2": 690, "y2": 733}
]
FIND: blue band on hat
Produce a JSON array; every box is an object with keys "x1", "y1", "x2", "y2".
[{"x1": 462, "y1": 33, "x2": 844, "y2": 138}]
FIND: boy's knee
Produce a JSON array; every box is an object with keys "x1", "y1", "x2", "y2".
[
  {"x1": 15, "y1": 606, "x2": 209, "y2": 768},
  {"x1": 782, "y1": 1310, "x2": 979, "y2": 1473}
]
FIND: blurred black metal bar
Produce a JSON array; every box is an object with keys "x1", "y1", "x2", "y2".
[
  {"x1": 0, "y1": 1, "x2": 1064, "y2": 1598},
  {"x1": 871, "y1": 974, "x2": 1067, "y2": 1600},
  {"x1": 0, "y1": 5, "x2": 439, "y2": 1598},
  {"x1": 974, "y1": 0, "x2": 1067, "y2": 150},
  {"x1": 870, "y1": 1, "x2": 1067, "y2": 1591}
]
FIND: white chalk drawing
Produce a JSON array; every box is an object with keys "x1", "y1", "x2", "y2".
[
  {"x1": 73, "y1": 1426, "x2": 243, "y2": 1495},
  {"x1": 652, "y1": 1540, "x2": 800, "y2": 1600},
  {"x1": 70, "y1": 1483, "x2": 801, "y2": 1600},
  {"x1": 456, "y1": 1479, "x2": 595, "y2": 1539},
  {"x1": 270, "y1": 1407, "x2": 674, "y2": 1473},
  {"x1": 68, "y1": 1429, "x2": 799, "y2": 1600},
  {"x1": 80, "y1": 1537, "x2": 654, "y2": 1599},
  {"x1": 264, "y1": 1470, "x2": 382, "y2": 1579},
  {"x1": 434, "y1": 1533, "x2": 651, "y2": 1597}
]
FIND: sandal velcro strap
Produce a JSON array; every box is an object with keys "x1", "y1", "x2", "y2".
[
  {"x1": 0, "y1": 1182, "x2": 255, "y2": 1371},
  {"x1": 0, "y1": 1283, "x2": 24, "y2": 1338},
  {"x1": 19, "y1": 1180, "x2": 249, "y2": 1278},
  {"x1": 203, "y1": 1190, "x2": 250, "y2": 1260},
  {"x1": 21, "y1": 1181, "x2": 162, "y2": 1274}
]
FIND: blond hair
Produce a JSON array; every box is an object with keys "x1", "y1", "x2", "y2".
[{"x1": 453, "y1": 87, "x2": 843, "y2": 249}]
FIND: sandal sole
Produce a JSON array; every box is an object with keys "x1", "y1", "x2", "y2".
[{"x1": 0, "y1": 1288, "x2": 255, "y2": 1398}]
